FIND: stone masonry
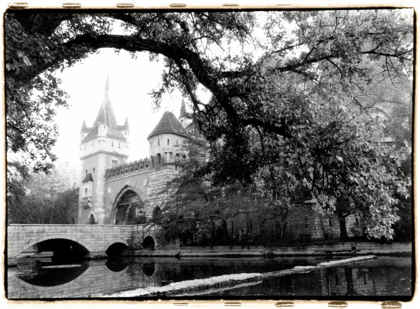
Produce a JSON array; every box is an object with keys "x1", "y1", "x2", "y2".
[{"x1": 7, "y1": 224, "x2": 160, "y2": 265}]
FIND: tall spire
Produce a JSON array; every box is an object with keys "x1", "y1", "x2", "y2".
[
  {"x1": 105, "y1": 73, "x2": 110, "y2": 95},
  {"x1": 80, "y1": 74, "x2": 128, "y2": 143},
  {"x1": 91, "y1": 74, "x2": 117, "y2": 128},
  {"x1": 180, "y1": 98, "x2": 187, "y2": 118}
]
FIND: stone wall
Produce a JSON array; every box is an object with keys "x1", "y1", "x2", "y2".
[{"x1": 146, "y1": 167, "x2": 179, "y2": 216}]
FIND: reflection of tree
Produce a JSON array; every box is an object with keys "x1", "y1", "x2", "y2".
[{"x1": 344, "y1": 267, "x2": 359, "y2": 297}]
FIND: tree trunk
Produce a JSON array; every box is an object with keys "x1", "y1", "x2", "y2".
[{"x1": 338, "y1": 215, "x2": 348, "y2": 241}]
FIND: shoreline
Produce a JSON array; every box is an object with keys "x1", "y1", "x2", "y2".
[{"x1": 132, "y1": 241, "x2": 411, "y2": 258}]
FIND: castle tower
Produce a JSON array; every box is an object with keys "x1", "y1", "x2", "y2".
[
  {"x1": 148, "y1": 111, "x2": 190, "y2": 166},
  {"x1": 79, "y1": 76, "x2": 130, "y2": 224}
]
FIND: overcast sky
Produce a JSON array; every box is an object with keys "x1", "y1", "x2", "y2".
[{"x1": 53, "y1": 48, "x2": 210, "y2": 171}]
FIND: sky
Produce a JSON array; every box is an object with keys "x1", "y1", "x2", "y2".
[{"x1": 52, "y1": 48, "x2": 211, "y2": 171}]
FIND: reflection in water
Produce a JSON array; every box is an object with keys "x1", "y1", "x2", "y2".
[
  {"x1": 142, "y1": 262, "x2": 155, "y2": 277},
  {"x1": 16, "y1": 259, "x2": 89, "y2": 287},
  {"x1": 8, "y1": 256, "x2": 412, "y2": 299},
  {"x1": 106, "y1": 257, "x2": 130, "y2": 272}
]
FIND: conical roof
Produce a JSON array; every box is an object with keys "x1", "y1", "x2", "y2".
[
  {"x1": 81, "y1": 119, "x2": 90, "y2": 133},
  {"x1": 92, "y1": 94, "x2": 119, "y2": 129},
  {"x1": 148, "y1": 111, "x2": 189, "y2": 139},
  {"x1": 118, "y1": 117, "x2": 130, "y2": 131},
  {"x1": 81, "y1": 76, "x2": 127, "y2": 142}
]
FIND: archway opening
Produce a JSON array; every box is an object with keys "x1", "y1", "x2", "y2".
[
  {"x1": 142, "y1": 236, "x2": 155, "y2": 250},
  {"x1": 106, "y1": 242, "x2": 130, "y2": 258},
  {"x1": 16, "y1": 238, "x2": 90, "y2": 272},
  {"x1": 115, "y1": 190, "x2": 145, "y2": 225},
  {"x1": 89, "y1": 213, "x2": 96, "y2": 224}
]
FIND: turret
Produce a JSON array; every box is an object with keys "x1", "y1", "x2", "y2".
[
  {"x1": 118, "y1": 117, "x2": 130, "y2": 139},
  {"x1": 148, "y1": 111, "x2": 190, "y2": 165},
  {"x1": 80, "y1": 120, "x2": 90, "y2": 142}
]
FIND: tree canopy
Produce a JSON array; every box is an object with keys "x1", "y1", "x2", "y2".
[{"x1": 5, "y1": 9, "x2": 413, "y2": 239}]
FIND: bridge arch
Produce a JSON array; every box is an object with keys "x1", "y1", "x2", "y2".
[
  {"x1": 14, "y1": 236, "x2": 91, "y2": 261},
  {"x1": 105, "y1": 242, "x2": 130, "y2": 257}
]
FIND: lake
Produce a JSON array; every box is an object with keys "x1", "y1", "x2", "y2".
[{"x1": 7, "y1": 255, "x2": 412, "y2": 299}]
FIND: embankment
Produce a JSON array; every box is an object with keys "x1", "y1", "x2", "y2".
[{"x1": 135, "y1": 242, "x2": 411, "y2": 257}]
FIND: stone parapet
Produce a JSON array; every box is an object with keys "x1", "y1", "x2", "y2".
[{"x1": 105, "y1": 158, "x2": 151, "y2": 180}]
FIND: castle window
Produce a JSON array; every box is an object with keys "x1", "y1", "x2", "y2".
[
  {"x1": 112, "y1": 160, "x2": 118, "y2": 167},
  {"x1": 158, "y1": 139, "x2": 160, "y2": 146},
  {"x1": 169, "y1": 152, "x2": 173, "y2": 160},
  {"x1": 329, "y1": 219, "x2": 333, "y2": 227},
  {"x1": 84, "y1": 188, "x2": 88, "y2": 197},
  {"x1": 89, "y1": 214, "x2": 96, "y2": 224},
  {"x1": 167, "y1": 139, "x2": 169, "y2": 145},
  {"x1": 176, "y1": 140, "x2": 178, "y2": 146},
  {"x1": 157, "y1": 153, "x2": 161, "y2": 165}
]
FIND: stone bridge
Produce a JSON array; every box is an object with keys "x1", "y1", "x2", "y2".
[{"x1": 7, "y1": 224, "x2": 161, "y2": 265}]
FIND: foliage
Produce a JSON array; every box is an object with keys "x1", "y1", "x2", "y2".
[
  {"x1": 7, "y1": 162, "x2": 79, "y2": 224},
  {"x1": 5, "y1": 10, "x2": 413, "y2": 239}
]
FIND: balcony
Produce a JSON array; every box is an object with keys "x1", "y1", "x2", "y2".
[{"x1": 81, "y1": 196, "x2": 92, "y2": 209}]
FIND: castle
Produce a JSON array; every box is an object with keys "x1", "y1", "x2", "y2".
[
  {"x1": 78, "y1": 76, "x2": 191, "y2": 225},
  {"x1": 78, "y1": 76, "x2": 365, "y2": 244}
]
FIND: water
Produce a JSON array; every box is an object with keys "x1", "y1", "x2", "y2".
[{"x1": 7, "y1": 256, "x2": 412, "y2": 299}]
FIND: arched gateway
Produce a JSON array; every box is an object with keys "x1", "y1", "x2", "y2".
[{"x1": 113, "y1": 189, "x2": 146, "y2": 225}]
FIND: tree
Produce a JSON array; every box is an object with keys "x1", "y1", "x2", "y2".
[
  {"x1": 7, "y1": 162, "x2": 79, "y2": 224},
  {"x1": 6, "y1": 10, "x2": 413, "y2": 239}
]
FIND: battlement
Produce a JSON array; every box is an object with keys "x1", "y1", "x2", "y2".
[{"x1": 105, "y1": 158, "x2": 151, "y2": 180}]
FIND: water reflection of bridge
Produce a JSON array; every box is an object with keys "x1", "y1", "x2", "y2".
[
  {"x1": 7, "y1": 258, "x2": 162, "y2": 299},
  {"x1": 7, "y1": 257, "x2": 412, "y2": 299}
]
